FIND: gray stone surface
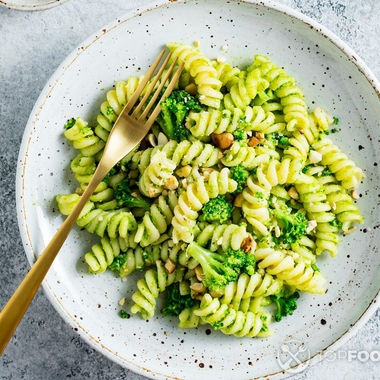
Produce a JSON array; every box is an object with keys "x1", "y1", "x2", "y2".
[{"x1": 0, "y1": 0, "x2": 379, "y2": 379}]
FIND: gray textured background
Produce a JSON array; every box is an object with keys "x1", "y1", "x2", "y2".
[{"x1": 1, "y1": 0, "x2": 379, "y2": 379}]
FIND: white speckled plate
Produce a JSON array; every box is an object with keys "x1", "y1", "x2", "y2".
[
  {"x1": 0, "y1": 0, "x2": 68, "y2": 11},
  {"x1": 16, "y1": 0, "x2": 380, "y2": 379}
]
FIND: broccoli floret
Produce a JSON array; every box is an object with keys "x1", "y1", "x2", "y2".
[
  {"x1": 242, "y1": 252, "x2": 256, "y2": 275},
  {"x1": 119, "y1": 310, "x2": 130, "y2": 319},
  {"x1": 162, "y1": 283, "x2": 196, "y2": 316},
  {"x1": 322, "y1": 168, "x2": 332, "y2": 176},
  {"x1": 114, "y1": 179, "x2": 150, "y2": 210},
  {"x1": 230, "y1": 164, "x2": 249, "y2": 194},
  {"x1": 329, "y1": 218, "x2": 343, "y2": 228},
  {"x1": 108, "y1": 254, "x2": 127, "y2": 272},
  {"x1": 64, "y1": 117, "x2": 76, "y2": 130},
  {"x1": 273, "y1": 209, "x2": 308, "y2": 245},
  {"x1": 311, "y1": 263, "x2": 320, "y2": 273},
  {"x1": 200, "y1": 195, "x2": 234, "y2": 223},
  {"x1": 232, "y1": 128, "x2": 246, "y2": 141},
  {"x1": 266, "y1": 132, "x2": 291, "y2": 147},
  {"x1": 270, "y1": 290, "x2": 300, "y2": 322},
  {"x1": 186, "y1": 242, "x2": 245, "y2": 291},
  {"x1": 108, "y1": 250, "x2": 146, "y2": 277},
  {"x1": 156, "y1": 89, "x2": 202, "y2": 141}
]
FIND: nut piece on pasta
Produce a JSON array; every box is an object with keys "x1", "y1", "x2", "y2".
[
  {"x1": 164, "y1": 176, "x2": 179, "y2": 190},
  {"x1": 165, "y1": 258, "x2": 176, "y2": 274},
  {"x1": 211, "y1": 132, "x2": 234, "y2": 150},
  {"x1": 240, "y1": 234, "x2": 256, "y2": 253}
]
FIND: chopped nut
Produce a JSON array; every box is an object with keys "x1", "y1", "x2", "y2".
[
  {"x1": 211, "y1": 132, "x2": 234, "y2": 150},
  {"x1": 255, "y1": 132, "x2": 265, "y2": 139},
  {"x1": 164, "y1": 258, "x2": 176, "y2": 274},
  {"x1": 176, "y1": 165, "x2": 192, "y2": 178},
  {"x1": 194, "y1": 40, "x2": 200, "y2": 47},
  {"x1": 288, "y1": 187, "x2": 299, "y2": 200},
  {"x1": 330, "y1": 201, "x2": 337, "y2": 210},
  {"x1": 343, "y1": 226, "x2": 356, "y2": 235},
  {"x1": 147, "y1": 133, "x2": 157, "y2": 147},
  {"x1": 299, "y1": 128, "x2": 305, "y2": 134},
  {"x1": 190, "y1": 282, "x2": 207, "y2": 293},
  {"x1": 194, "y1": 294, "x2": 204, "y2": 301},
  {"x1": 306, "y1": 220, "x2": 317, "y2": 233},
  {"x1": 248, "y1": 136, "x2": 260, "y2": 148},
  {"x1": 75, "y1": 187, "x2": 84, "y2": 195},
  {"x1": 240, "y1": 234, "x2": 256, "y2": 252},
  {"x1": 118, "y1": 297, "x2": 126, "y2": 306},
  {"x1": 200, "y1": 168, "x2": 215, "y2": 181},
  {"x1": 164, "y1": 176, "x2": 179, "y2": 190},
  {"x1": 351, "y1": 189, "x2": 359, "y2": 200},
  {"x1": 184, "y1": 83, "x2": 197, "y2": 96},
  {"x1": 157, "y1": 132, "x2": 169, "y2": 146},
  {"x1": 234, "y1": 193, "x2": 244, "y2": 207},
  {"x1": 194, "y1": 265, "x2": 204, "y2": 282}
]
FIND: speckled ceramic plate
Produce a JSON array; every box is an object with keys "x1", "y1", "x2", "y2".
[
  {"x1": 16, "y1": 0, "x2": 380, "y2": 379},
  {"x1": 0, "y1": 0, "x2": 68, "y2": 11}
]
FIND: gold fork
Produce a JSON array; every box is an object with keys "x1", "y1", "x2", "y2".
[{"x1": 0, "y1": 49, "x2": 184, "y2": 354}]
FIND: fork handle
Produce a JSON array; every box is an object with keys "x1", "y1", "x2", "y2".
[{"x1": 0, "y1": 162, "x2": 109, "y2": 355}]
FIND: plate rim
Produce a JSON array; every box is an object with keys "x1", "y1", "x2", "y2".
[
  {"x1": 0, "y1": 0, "x2": 69, "y2": 11},
  {"x1": 15, "y1": 0, "x2": 380, "y2": 378}
]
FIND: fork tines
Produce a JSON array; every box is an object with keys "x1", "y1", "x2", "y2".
[{"x1": 123, "y1": 49, "x2": 185, "y2": 126}]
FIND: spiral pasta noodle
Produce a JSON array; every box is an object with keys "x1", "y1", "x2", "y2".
[
  {"x1": 312, "y1": 135, "x2": 364, "y2": 189},
  {"x1": 138, "y1": 150, "x2": 177, "y2": 198},
  {"x1": 130, "y1": 260, "x2": 185, "y2": 319},
  {"x1": 168, "y1": 42, "x2": 223, "y2": 108},
  {"x1": 134, "y1": 190, "x2": 178, "y2": 247},
  {"x1": 295, "y1": 177, "x2": 340, "y2": 256},
  {"x1": 56, "y1": 193, "x2": 137, "y2": 239},
  {"x1": 195, "y1": 222, "x2": 251, "y2": 252},
  {"x1": 221, "y1": 141, "x2": 280, "y2": 169},
  {"x1": 221, "y1": 272, "x2": 283, "y2": 310},
  {"x1": 317, "y1": 172, "x2": 364, "y2": 233},
  {"x1": 194, "y1": 293, "x2": 271, "y2": 337},
  {"x1": 223, "y1": 69, "x2": 269, "y2": 111},
  {"x1": 215, "y1": 60, "x2": 240, "y2": 90},
  {"x1": 171, "y1": 168, "x2": 237, "y2": 243},
  {"x1": 64, "y1": 117, "x2": 105, "y2": 157},
  {"x1": 254, "y1": 247, "x2": 326, "y2": 294},
  {"x1": 84, "y1": 236, "x2": 123, "y2": 274},
  {"x1": 241, "y1": 175, "x2": 272, "y2": 236},
  {"x1": 249, "y1": 55, "x2": 310, "y2": 131}
]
